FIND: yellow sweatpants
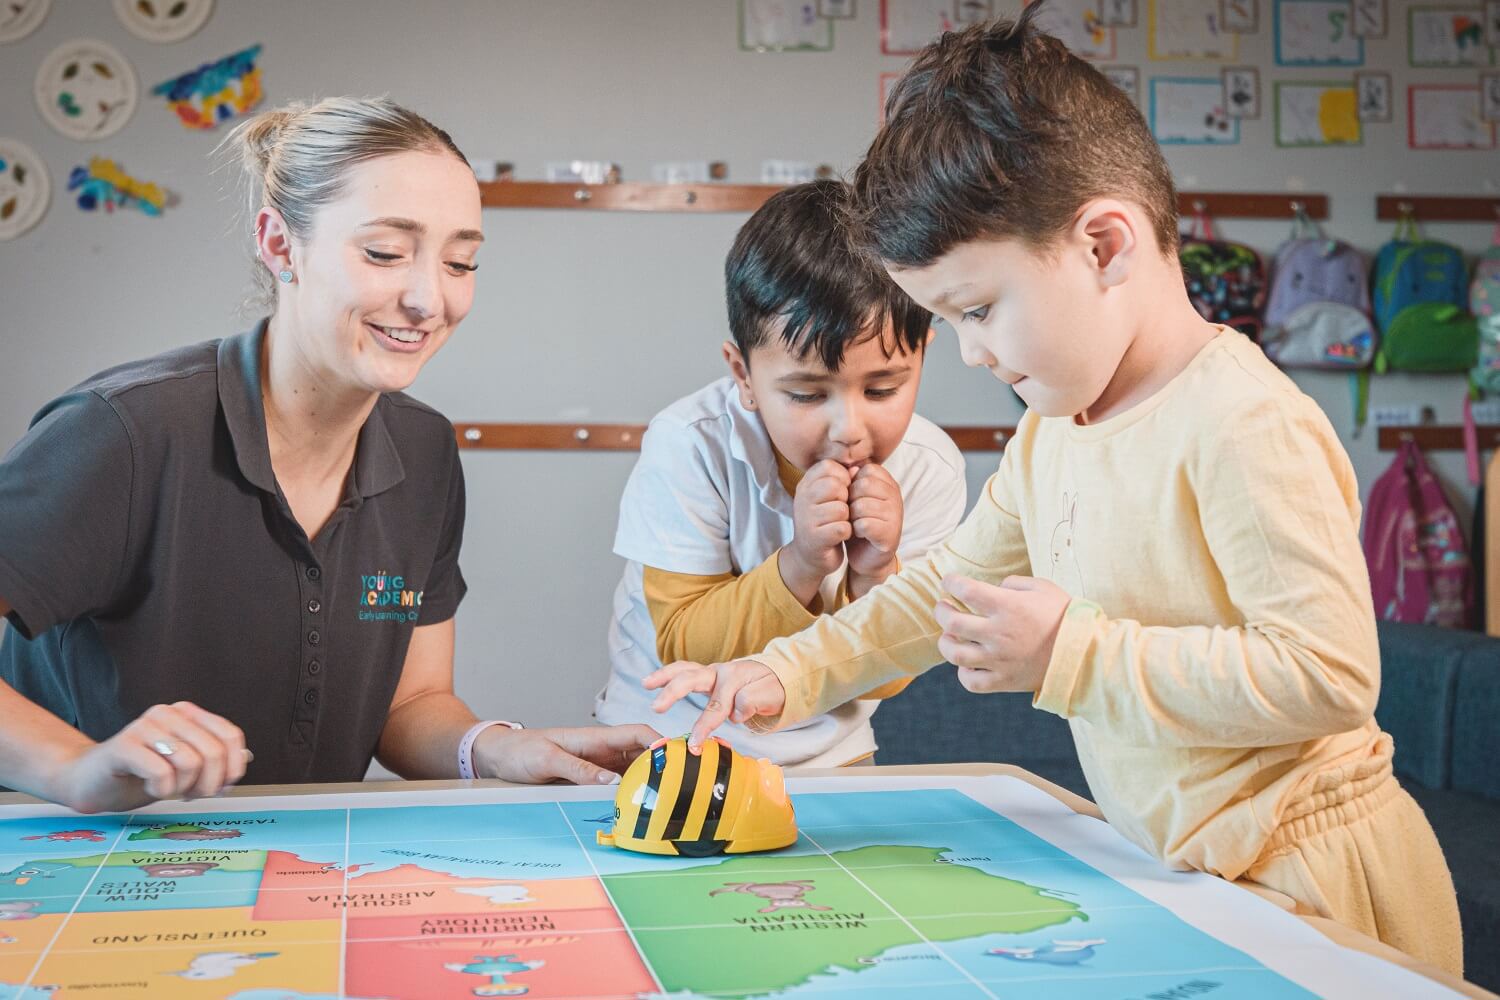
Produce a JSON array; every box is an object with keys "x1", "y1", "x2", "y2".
[{"x1": 1243, "y1": 736, "x2": 1463, "y2": 978}]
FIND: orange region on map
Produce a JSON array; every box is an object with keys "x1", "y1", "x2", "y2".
[
  {"x1": 256, "y1": 851, "x2": 610, "y2": 921},
  {"x1": 346, "y1": 925, "x2": 656, "y2": 999},
  {"x1": 17, "y1": 907, "x2": 341, "y2": 998},
  {"x1": 0, "y1": 912, "x2": 64, "y2": 952}
]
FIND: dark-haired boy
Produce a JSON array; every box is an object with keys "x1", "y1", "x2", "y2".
[
  {"x1": 594, "y1": 180, "x2": 966, "y2": 767},
  {"x1": 646, "y1": 9, "x2": 1461, "y2": 975}
]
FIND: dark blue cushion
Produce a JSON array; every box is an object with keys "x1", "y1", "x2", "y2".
[
  {"x1": 871, "y1": 665, "x2": 1091, "y2": 798},
  {"x1": 1375, "y1": 622, "x2": 1480, "y2": 790},
  {"x1": 1451, "y1": 643, "x2": 1500, "y2": 802},
  {"x1": 1407, "y1": 784, "x2": 1500, "y2": 992}
]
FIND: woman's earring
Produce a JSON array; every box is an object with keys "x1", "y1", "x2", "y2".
[{"x1": 278, "y1": 269, "x2": 294, "y2": 284}]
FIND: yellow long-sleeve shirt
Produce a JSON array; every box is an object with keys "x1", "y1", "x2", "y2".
[
  {"x1": 749, "y1": 330, "x2": 1385, "y2": 880},
  {"x1": 644, "y1": 453, "x2": 910, "y2": 700}
]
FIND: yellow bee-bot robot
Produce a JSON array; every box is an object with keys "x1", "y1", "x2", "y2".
[{"x1": 597, "y1": 735, "x2": 798, "y2": 857}]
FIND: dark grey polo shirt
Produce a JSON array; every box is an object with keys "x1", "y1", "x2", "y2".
[{"x1": 0, "y1": 324, "x2": 467, "y2": 783}]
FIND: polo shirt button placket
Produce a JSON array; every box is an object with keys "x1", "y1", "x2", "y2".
[{"x1": 295, "y1": 561, "x2": 325, "y2": 745}]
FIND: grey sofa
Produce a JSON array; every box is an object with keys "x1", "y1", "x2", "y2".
[{"x1": 871, "y1": 621, "x2": 1499, "y2": 990}]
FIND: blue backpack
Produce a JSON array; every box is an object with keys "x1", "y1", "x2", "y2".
[{"x1": 1372, "y1": 215, "x2": 1470, "y2": 334}]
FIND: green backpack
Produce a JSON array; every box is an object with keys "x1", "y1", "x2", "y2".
[{"x1": 1374, "y1": 303, "x2": 1479, "y2": 374}]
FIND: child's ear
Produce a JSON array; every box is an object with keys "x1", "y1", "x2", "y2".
[
  {"x1": 1075, "y1": 199, "x2": 1137, "y2": 290},
  {"x1": 722, "y1": 341, "x2": 757, "y2": 410}
]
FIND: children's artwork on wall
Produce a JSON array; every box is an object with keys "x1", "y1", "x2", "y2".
[
  {"x1": 1222, "y1": 66, "x2": 1261, "y2": 117},
  {"x1": 1101, "y1": 0, "x2": 1139, "y2": 26},
  {"x1": 0, "y1": 138, "x2": 50, "y2": 241},
  {"x1": 881, "y1": 0, "x2": 954, "y2": 53},
  {"x1": 67, "y1": 158, "x2": 169, "y2": 216},
  {"x1": 1486, "y1": 0, "x2": 1500, "y2": 44},
  {"x1": 0, "y1": 0, "x2": 49, "y2": 43},
  {"x1": 34, "y1": 39, "x2": 138, "y2": 140},
  {"x1": 1408, "y1": 6, "x2": 1491, "y2": 66},
  {"x1": 1220, "y1": 0, "x2": 1258, "y2": 32},
  {"x1": 113, "y1": 0, "x2": 213, "y2": 43},
  {"x1": 1150, "y1": 0, "x2": 1237, "y2": 60},
  {"x1": 1151, "y1": 77, "x2": 1239, "y2": 143},
  {"x1": 1275, "y1": 0, "x2": 1363, "y2": 65},
  {"x1": 1483, "y1": 71, "x2": 1500, "y2": 122},
  {"x1": 1275, "y1": 81, "x2": 1361, "y2": 145},
  {"x1": 1409, "y1": 84, "x2": 1496, "y2": 148},
  {"x1": 1102, "y1": 65, "x2": 1141, "y2": 105},
  {"x1": 1030, "y1": 0, "x2": 1115, "y2": 59},
  {"x1": 152, "y1": 44, "x2": 263, "y2": 130},
  {"x1": 954, "y1": 0, "x2": 994, "y2": 22},
  {"x1": 1351, "y1": 0, "x2": 1387, "y2": 35},
  {"x1": 741, "y1": 0, "x2": 833, "y2": 51},
  {"x1": 1356, "y1": 70, "x2": 1392, "y2": 121}
]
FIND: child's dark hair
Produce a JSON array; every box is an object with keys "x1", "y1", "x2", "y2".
[
  {"x1": 726, "y1": 180, "x2": 932, "y2": 371},
  {"x1": 850, "y1": 2, "x2": 1178, "y2": 268}
]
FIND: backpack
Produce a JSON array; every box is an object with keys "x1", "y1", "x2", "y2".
[
  {"x1": 1374, "y1": 304, "x2": 1479, "y2": 374},
  {"x1": 1261, "y1": 210, "x2": 1375, "y2": 369},
  {"x1": 1471, "y1": 223, "x2": 1500, "y2": 392},
  {"x1": 1371, "y1": 214, "x2": 1470, "y2": 334},
  {"x1": 1363, "y1": 437, "x2": 1474, "y2": 628},
  {"x1": 1179, "y1": 208, "x2": 1267, "y2": 339}
]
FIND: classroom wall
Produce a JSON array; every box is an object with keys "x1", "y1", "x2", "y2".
[{"x1": 0, "y1": 1, "x2": 1495, "y2": 750}]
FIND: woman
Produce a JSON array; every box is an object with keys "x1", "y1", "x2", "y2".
[{"x1": 0, "y1": 97, "x2": 656, "y2": 813}]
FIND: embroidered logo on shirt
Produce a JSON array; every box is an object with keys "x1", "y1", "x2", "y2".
[{"x1": 357, "y1": 569, "x2": 422, "y2": 624}]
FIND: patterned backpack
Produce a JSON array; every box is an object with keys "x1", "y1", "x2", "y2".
[
  {"x1": 1179, "y1": 207, "x2": 1268, "y2": 340},
  {"x1": 1363, "y1": 437, "x2": 1474, "y2": 628},
  {"x1": 1471, "y1": 222, "x2": 1500, "y2": 393},
  {"x1": 1261, "y1": 210, "x2": 1375, "y2": 369}
]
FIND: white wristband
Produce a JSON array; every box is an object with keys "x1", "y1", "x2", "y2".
[{"x1": 458, "y1": 719, "x2": 523, "y2": 780}]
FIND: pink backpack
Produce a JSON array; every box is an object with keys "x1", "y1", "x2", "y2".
[{"x1": 1363, "y1": 438, "x2": 1473, "y2": 628}]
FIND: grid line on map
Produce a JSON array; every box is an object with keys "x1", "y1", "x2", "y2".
[
  {"x1": 338, "y1": 807, "x2": 350, "y2": 1000},
  {"x1": 554, "y1": 801, "x2": 666, "y2": 995},
  {"x1": 19, "y1": 811, "x2": 136, "y2": 995},
  {"x1": 799, "y1": 826, "x2": 1003, "y2": 1000}
]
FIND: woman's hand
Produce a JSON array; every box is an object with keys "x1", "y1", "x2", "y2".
[
  {"x1": 49, "y1": 702, "x2": 250, "y2": 814},
  {"x1": 473, "y1": 724, "x2": 660, "y2": 785}
]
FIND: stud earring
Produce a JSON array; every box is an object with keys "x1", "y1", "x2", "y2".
[{"x1": 278, "y1": 269, "x2": 294, "y2": 284}]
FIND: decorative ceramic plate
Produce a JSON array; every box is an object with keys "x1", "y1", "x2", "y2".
[{"x1": 35, "y1": 38, "x2": 138, "y2": 140}]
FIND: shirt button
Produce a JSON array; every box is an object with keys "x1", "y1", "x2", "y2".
[
  {"x1": 308, "y1": 660, "x2": 321, "y2": 675},
  {"x1": 307, "y1": 566, "x2": 321, "y2": 581},
  {"x1": 308, "y1": 630, "x2": 321, "y2": 646},
  {"x1": 304, "y1": 689, "x2": 318, "y2": 706},
  {"x1": 307, "y1": 599, "x2": 322, "y2": 614}
]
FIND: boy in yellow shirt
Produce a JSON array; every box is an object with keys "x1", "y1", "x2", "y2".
[{"x1": 644, "y1": 8, "x2": 1462, "y2": 975}]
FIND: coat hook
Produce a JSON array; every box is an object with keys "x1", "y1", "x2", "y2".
[
  {"x1": 1398, "y1": 200, "x2": 1414, "y2": 215},
  {"x1": 1289, "y1": 200, "x2": 1304, "y2": 214},
  {"x1": 573, "y1": 188, "x2": 592, "y2": 203},
  {"x1": 1192, "y1": 199, "x2": 1207, "y2": 213}
]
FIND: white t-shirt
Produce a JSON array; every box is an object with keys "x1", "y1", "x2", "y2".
[{"x1": 595, "y1": 376, "x2": 968, "y2": 766}]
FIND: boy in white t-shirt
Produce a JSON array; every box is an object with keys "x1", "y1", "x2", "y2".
[{"x1": 594, "y1": 180, "x2": 966, "y2": 767}]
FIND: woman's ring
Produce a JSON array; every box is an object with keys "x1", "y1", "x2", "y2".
[{"x1": 151, "y1": 740, "x2": 178, "y2": 758}]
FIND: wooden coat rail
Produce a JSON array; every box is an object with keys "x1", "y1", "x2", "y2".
[
  {"x1": 480, "y1": 181, "x2": 783, "y2": 213},
  {"x1": 455, "y1": 422, "x2": 1017, "y2": 452},
  {"x1": 1376, "y1": 196, "x2": 1500, "y2": 223},
  {"x1": 1177, "y1": 192, "x2": 1329, "y2": 220},
  {"x1": 1377, "y1": 426, "x2": 1500, "y2": 451}
]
